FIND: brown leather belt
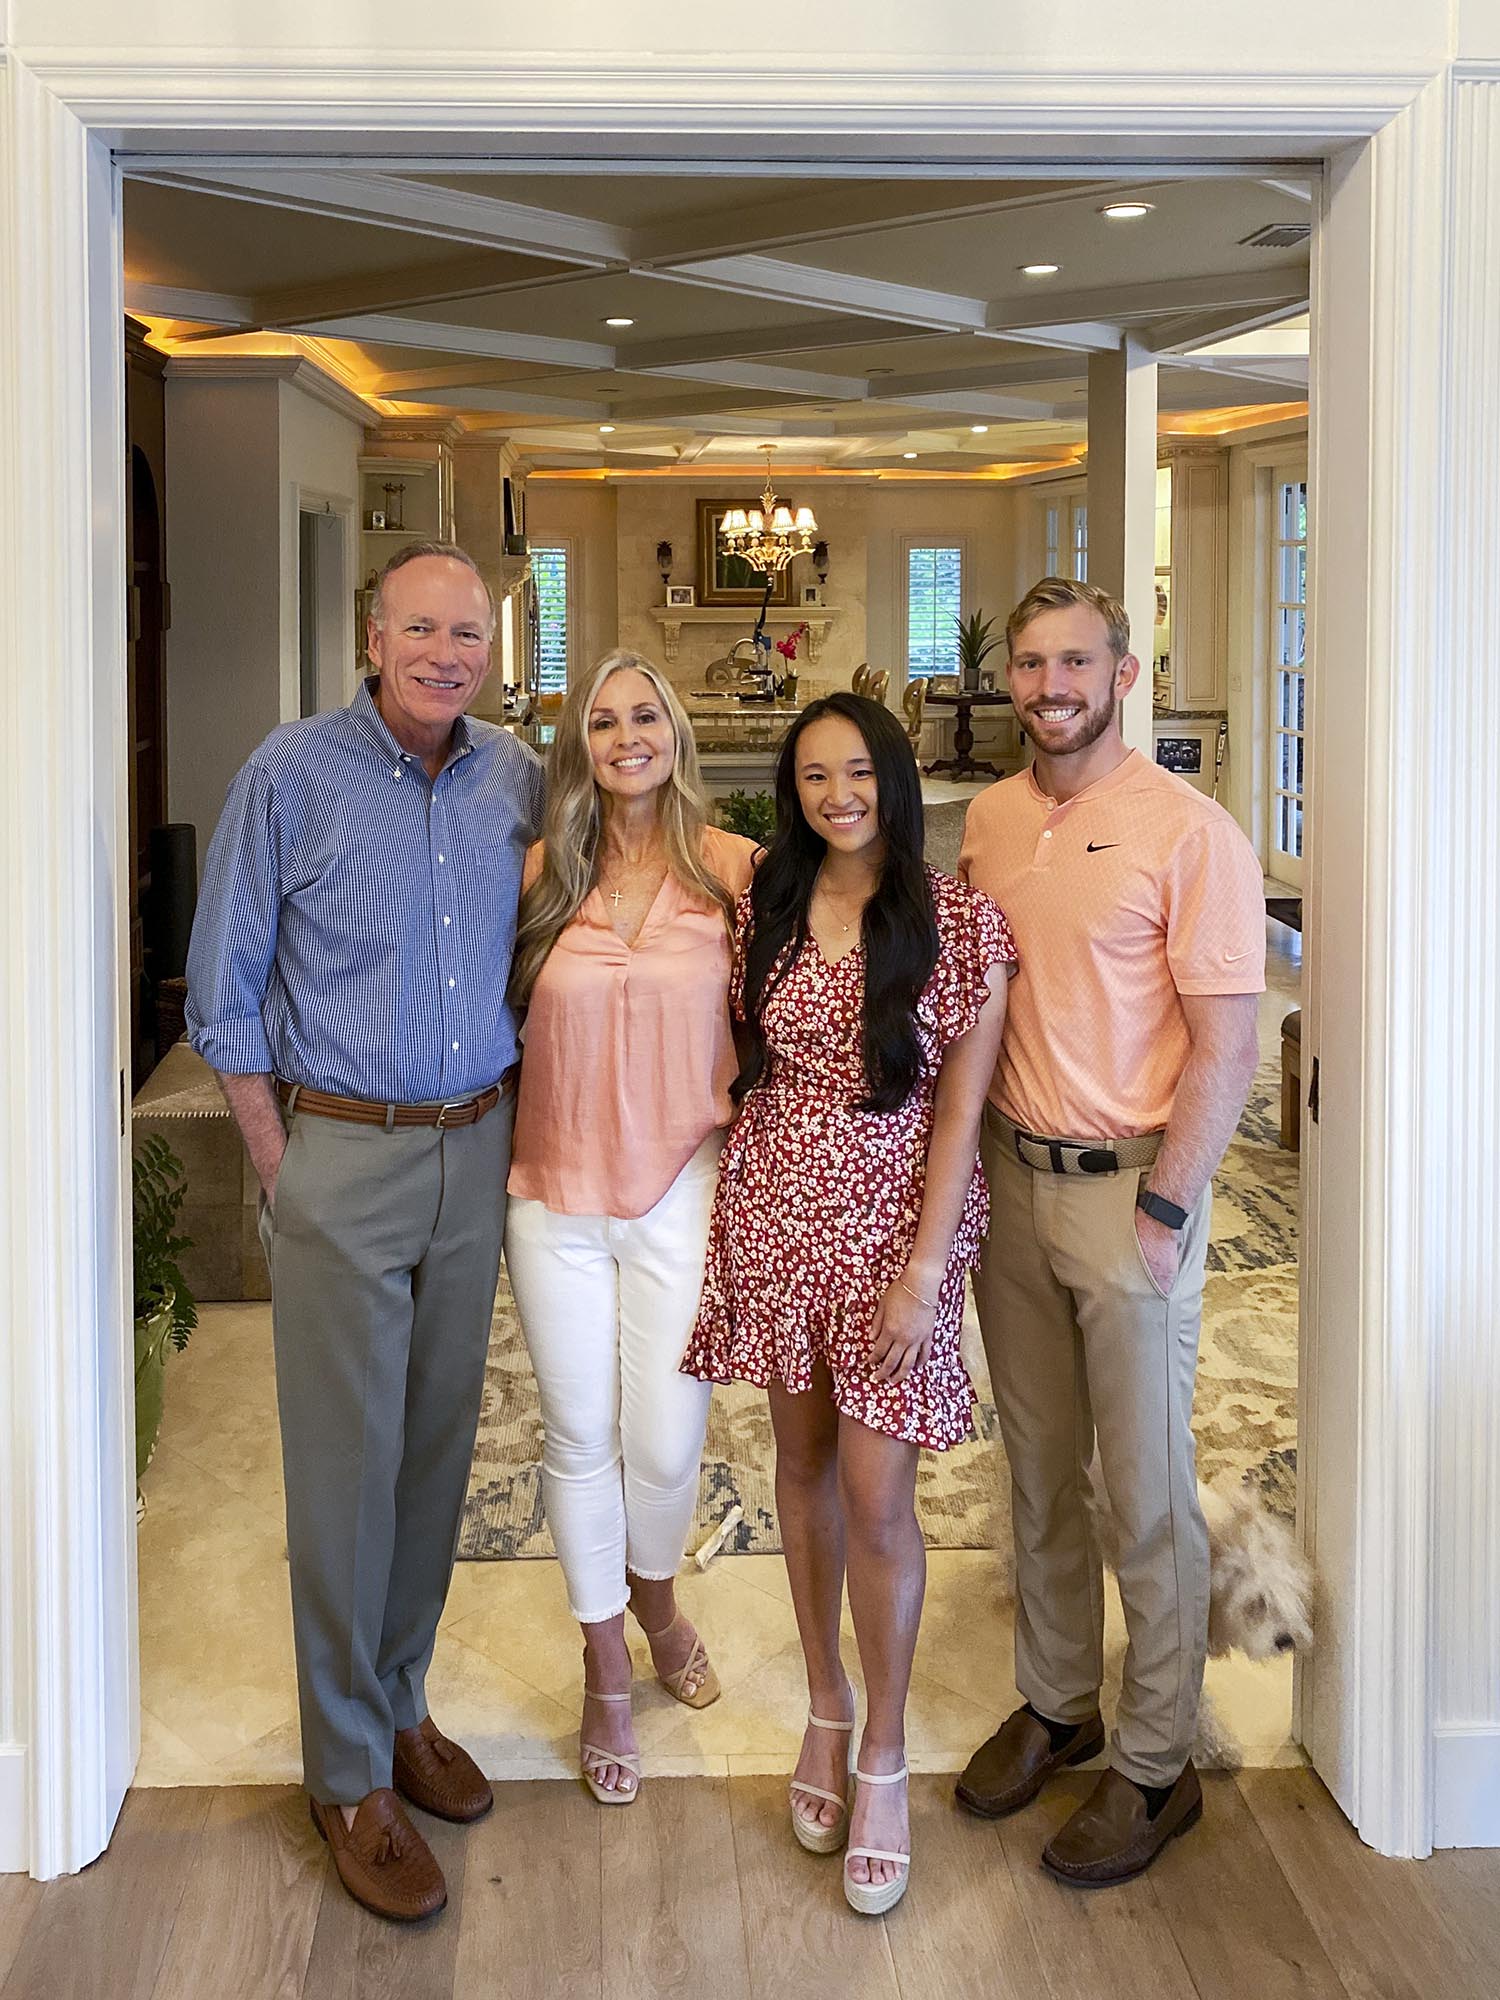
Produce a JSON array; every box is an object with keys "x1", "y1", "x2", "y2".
[{"x1": 275, "y1": 1071, "x2": 513, "y2": 1130}]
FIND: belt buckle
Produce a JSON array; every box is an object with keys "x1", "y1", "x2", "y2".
[
  {"x1": 434, "y1": 1096, "x2": 473, "y2": 1129},
  {"x1": 1075, "y1": 1147, "x2": 1119, "y2": 1176}
]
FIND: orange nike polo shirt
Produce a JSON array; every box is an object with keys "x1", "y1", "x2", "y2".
[{"x1": 959, "y1": 750, "x2": 1267, "y2": 1141}]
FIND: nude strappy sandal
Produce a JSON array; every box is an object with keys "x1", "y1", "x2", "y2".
[
  {"x1": 843, "y1": 1765, "x2": 911, "y2": 1915},
  {"x1": 635, "y1": 1610, "x2": 721, "y2": 1710},
  {"x1": 580, "y1": 1688, "x2": 641, "y2": 1807},
  {"x1": 789, "y1": 1699, "x2": 856, "y2": 1854}
]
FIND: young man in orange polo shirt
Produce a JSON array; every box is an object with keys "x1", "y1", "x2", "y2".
[{"x1": 955, "y1": 575, "x2": 1264, "y2": 1885}]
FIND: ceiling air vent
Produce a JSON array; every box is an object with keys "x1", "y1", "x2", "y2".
[{"x1": 1240, "y1": 222, "x2": 1312, "y2": 249}]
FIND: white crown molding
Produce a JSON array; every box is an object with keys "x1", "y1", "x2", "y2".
[
  {"x1": 164, "y1": 350, "x2": 374, "y2": 427},
  {"x1": 21, "y1": 53, "x2": 1434, "y2": 138}
]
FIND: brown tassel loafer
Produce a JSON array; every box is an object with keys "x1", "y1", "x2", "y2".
[
  {"x1": 310, "y1": 1788, "x2": 447, "y2": 1922},
  {"x1": 1042, "y1": 1763, "x2": 1203, "y2": 1886},
  {"x1": 393, "y1": 1715, "x2": 494, "y2": 1824},
  {"x1": 955, "y1": 1706, "x2": 1106, "y2": 1819}
]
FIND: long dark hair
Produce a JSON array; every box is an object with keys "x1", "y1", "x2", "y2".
[{"x1": 736, "y1": 691, "x2": 938, "y2": 1115}]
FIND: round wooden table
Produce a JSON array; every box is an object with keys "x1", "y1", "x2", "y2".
[{"x1": 923, "y1": 686, "x2": 1013, "y2": 780}]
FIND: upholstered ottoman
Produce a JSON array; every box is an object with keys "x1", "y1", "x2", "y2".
[{"x1": 131, "y1": 1040, "x2": 270, "y2": 1302}]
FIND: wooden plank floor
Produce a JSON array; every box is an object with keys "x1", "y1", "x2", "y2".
[{"x1": 3, "y1": 1772, "x2": 1498, "y2": 2000}]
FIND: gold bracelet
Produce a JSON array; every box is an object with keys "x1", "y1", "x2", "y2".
[{"x1": 896, "y1": 1275, "x2": 938, "y2": 1310}]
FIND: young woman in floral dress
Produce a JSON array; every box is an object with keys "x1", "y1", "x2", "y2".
[{"x1": 682, "y1": 692, "x2": 1015, "y2": 1914}]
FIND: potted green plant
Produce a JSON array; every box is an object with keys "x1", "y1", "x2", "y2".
[
  {"x1": 133, "y1": 1133, "x2": 198, "y2": 1487},
  {"x1": 954, "y1": 608, "x2": 1002, "y2": 693},
  {"x1": 718, "y1": 788, "x2": 778, "y2": 845}
]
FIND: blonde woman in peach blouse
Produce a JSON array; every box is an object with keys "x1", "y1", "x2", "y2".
[{"x1": 505, "y1": 649, "x2": 757, "y2": 1806}]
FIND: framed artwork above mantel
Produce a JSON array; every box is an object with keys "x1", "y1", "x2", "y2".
[{"x1": 696, "y1": 498, "x2": 797, "y2": 607}]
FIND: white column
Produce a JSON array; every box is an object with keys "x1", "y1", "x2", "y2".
[
  {"x1": 1086, "y1": 338, "x2": 1158, "y2": 756},
  {"x1": 1303, "y1": 64, "x2": 1500, "y2": 1853},
  {"x1": 0, "y1": 58, "x2": 135, "y2": 1878}
]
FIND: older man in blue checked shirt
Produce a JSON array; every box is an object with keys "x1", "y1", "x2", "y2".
[{"x1": 187, "y1": 542, "x2": 543, "y2": 1924}]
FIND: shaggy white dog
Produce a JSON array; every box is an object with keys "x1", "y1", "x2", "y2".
[
  {"x1": 1198, "y1": 1477, "x2": 1314, "y2": 1662},
  {"x1": 1083, "y1": 1466, "x2": 1314, "y2": 1661}
]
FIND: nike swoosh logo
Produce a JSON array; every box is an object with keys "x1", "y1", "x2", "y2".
[
  {"x1": 1086, "y1": 842, "x2": 1118, "y2": 853},
  {"x1": 1224, "y1": 947, "x2": 1255, "y2": 962}
]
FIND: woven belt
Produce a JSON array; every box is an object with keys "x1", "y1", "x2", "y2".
[
  {"x1": 275, "y1": 1072, "x2": 512, "y2": 1130},
  {"x1": 990, "y1": 1108, "x2": 1162, "y2": 1176}
]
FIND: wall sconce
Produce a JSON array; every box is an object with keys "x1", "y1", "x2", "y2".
[
  {"x1": 656, "y1": 541, "x2": 674, "y2": 584},
  {"x1": 812, "y1": 540, "x2": 830, "y2": 586}
]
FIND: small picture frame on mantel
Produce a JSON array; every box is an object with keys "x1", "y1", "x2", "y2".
[{"x1": 666, "y1": 584, "x2": 696, "y2": 608}]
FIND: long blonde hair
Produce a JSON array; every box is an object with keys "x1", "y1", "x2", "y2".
[{"x1": 510, "y1": 649, "x2": 736, "y2": 1005}]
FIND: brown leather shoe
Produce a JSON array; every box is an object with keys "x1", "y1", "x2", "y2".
[
  {"x1": 1042, "y1": 1763, "x2": 1203, "y2": 1886},
  {"x1": 310, "y1": 1788, "x2": 447, "y2": 1922},
  {"x1": 955, "y1": 1706, "x2": 1105, "y2": 1819},
  {"x1": 393, "y1": 1715, "x2": 494, "y2": 1824}
]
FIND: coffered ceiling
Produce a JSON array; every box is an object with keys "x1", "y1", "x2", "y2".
[{"x1": 123, "y1": 165, "x2": 1311, "y2": 473}]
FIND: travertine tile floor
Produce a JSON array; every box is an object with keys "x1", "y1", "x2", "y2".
[{"x1": 135, "y1": 920, "x2": 1303, "y2": 1789}]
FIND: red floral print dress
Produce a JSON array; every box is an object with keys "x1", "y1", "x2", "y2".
[{"x1": 681, "y1": 867, "x2": 1016, "y2": 1449}]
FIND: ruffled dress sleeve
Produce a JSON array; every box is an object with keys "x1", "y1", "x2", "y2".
[
  {"x1": 729, "y1": 886, "x2": 754, "y2": 1024},
  {"x1": 923, "y1": 871, "x2": 1018, "y2": 1049}
]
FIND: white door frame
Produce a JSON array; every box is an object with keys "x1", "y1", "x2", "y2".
[{"x1": 4, "y1": 46, "x2": 1500, "y2": 1874}]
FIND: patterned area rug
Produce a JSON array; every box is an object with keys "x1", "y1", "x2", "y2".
[{"x1": 458, "y1": 1062, "x2": 1297, "y2": 1558}]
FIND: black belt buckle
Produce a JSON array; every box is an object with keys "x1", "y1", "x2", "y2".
[{"x1": 1075, "y1": 1147, "x2": 1118, "y2": 1175}]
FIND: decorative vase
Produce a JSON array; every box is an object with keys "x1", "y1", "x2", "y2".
[
  {"x1": 961, "y1": 664, "x2": 981, "y2": 693},
  {"x1": 134, "y1": 1290, "x2": 175, "y2": 1488}
]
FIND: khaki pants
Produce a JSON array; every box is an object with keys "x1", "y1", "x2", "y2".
[
  {"x1": 975, "y1": 1107, "x2": 1212, "y2": 1788},
  {"x1": 258, "y1": 1096, "x2": 513, "y2": 1805}
]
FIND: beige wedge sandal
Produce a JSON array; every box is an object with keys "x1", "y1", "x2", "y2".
[
  {"x1": 843, "y1": 1764, "x2": 911, "y2": 1916},
  {"x1": 580, "y1": 1688, "x2": 641, "y2": 1807},
  {"x1": 789, "y1": 1699, "x2": 856, "y2": 1855},
  {"x1": 635, "y1": 1610, "x2": 721, "y2": 1710}
]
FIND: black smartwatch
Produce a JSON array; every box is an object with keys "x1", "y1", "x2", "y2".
[{"x1": 1136, "y1": 1187, "x2": 1189, "y2": 1232}]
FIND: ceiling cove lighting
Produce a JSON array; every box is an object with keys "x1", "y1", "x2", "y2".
[
  {"x1": 970, "y1": 425, "x2": 989, "y2": 434},
  {"x1": 1020, "y1": 263, "x2": 1060, "y2": 277},
  {"x1": 603, "y1": 316, "x2": 635, "y2": 328},
  {"x1": 718, "y1": 444, "x2": 817, "y2": 575},
  {"x1": 1100, "y1": 201, "x2": 1155, "y2": 220},
  {"x1": 598, "y1": 424, "x2": 617, "y2": 433},
  {"x1": 903, "y1": 451, "x2": 918, "y2": 459}
]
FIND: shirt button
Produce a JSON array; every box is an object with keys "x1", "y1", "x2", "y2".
[
  {"x1": 1046, "y1": 799, "x2": 1055, "y2": 811},
  {"x1": 1043, "y1": 830, "x2": 1053, "y2": 839},
  {"x1": 448, "y1": 977, "x2": 456, "y2": 989},
  {"x1": 452, "y1": 1041, "x2": 460, "y2": 1052},
  {"x1": 443, "y1": 916, "x2": 452, "y2": 926},
  {"x1": 438, "y1": 854, "x2": 445, "y2": 864}
]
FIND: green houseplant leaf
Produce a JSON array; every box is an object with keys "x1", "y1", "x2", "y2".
[{"x1": 718, "y1": 789, "x2": 777, "y2": 845}]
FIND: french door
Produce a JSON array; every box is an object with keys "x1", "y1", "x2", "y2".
[{"x1": 1268, "y1": 464, "x2": 1309, "y2": 886}]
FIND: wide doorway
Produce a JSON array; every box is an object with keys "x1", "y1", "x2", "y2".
[{"x1": 120, "y1": 156, "x2": 1315, "y2": 1795}]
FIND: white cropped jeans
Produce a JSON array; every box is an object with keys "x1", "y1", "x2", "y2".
[{"x1": 503, "y1": 1133, "x2": 720, "y2": 1625}]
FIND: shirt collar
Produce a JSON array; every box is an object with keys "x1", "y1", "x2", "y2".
[
  {"x1": 1026, "y1": 746, "x2": 1142, "y2": 811},
  {"x1": 348, "y1": 675, "x2": 475, "y2": 770}
]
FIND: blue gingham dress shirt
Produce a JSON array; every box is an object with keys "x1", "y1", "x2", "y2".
[{"x1": 186, "y1": 679, "x2": 544, "y2": 1103}]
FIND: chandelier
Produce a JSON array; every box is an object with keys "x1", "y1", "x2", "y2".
[{"x1": 719, "y1": 445, "x2": 817, "y2": 575}]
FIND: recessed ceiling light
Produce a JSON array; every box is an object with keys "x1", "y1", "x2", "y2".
[
  {"x1": 970, "y1": 425, "x2": 989, "y2": 434},
  {"x1": 1020, "y1": 263, "x2": 1060, "y2": 277},
  {"x1": 603, "y1": 317, "x2": 635, "y2": 328},
  {"x1": 903, "y1": 451, "x2": 918, "y2": 459},
  {"x1": 1099, "y1": 202, "x2": 1155, "y2": 220},
  {"x1": 598, "y1": 424, "x2": 616, "y2": 434}
]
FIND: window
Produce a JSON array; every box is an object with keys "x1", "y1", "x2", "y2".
[
  {"x1": 1070, "y1": 502, "x2": 1089, "y2": 581},
  {"x1": 532, "y1": 543, "x2": 569, "y2": 692},
  {"x1": 1269, "y1": 473, "x2": 1308, "y2": 875},
  {"x1": 905, "y1": 543, "x2": 963, "y2": 678},
  {"x1": 1038, "y1": 491, "x2": 1087, "y2": 581}
]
